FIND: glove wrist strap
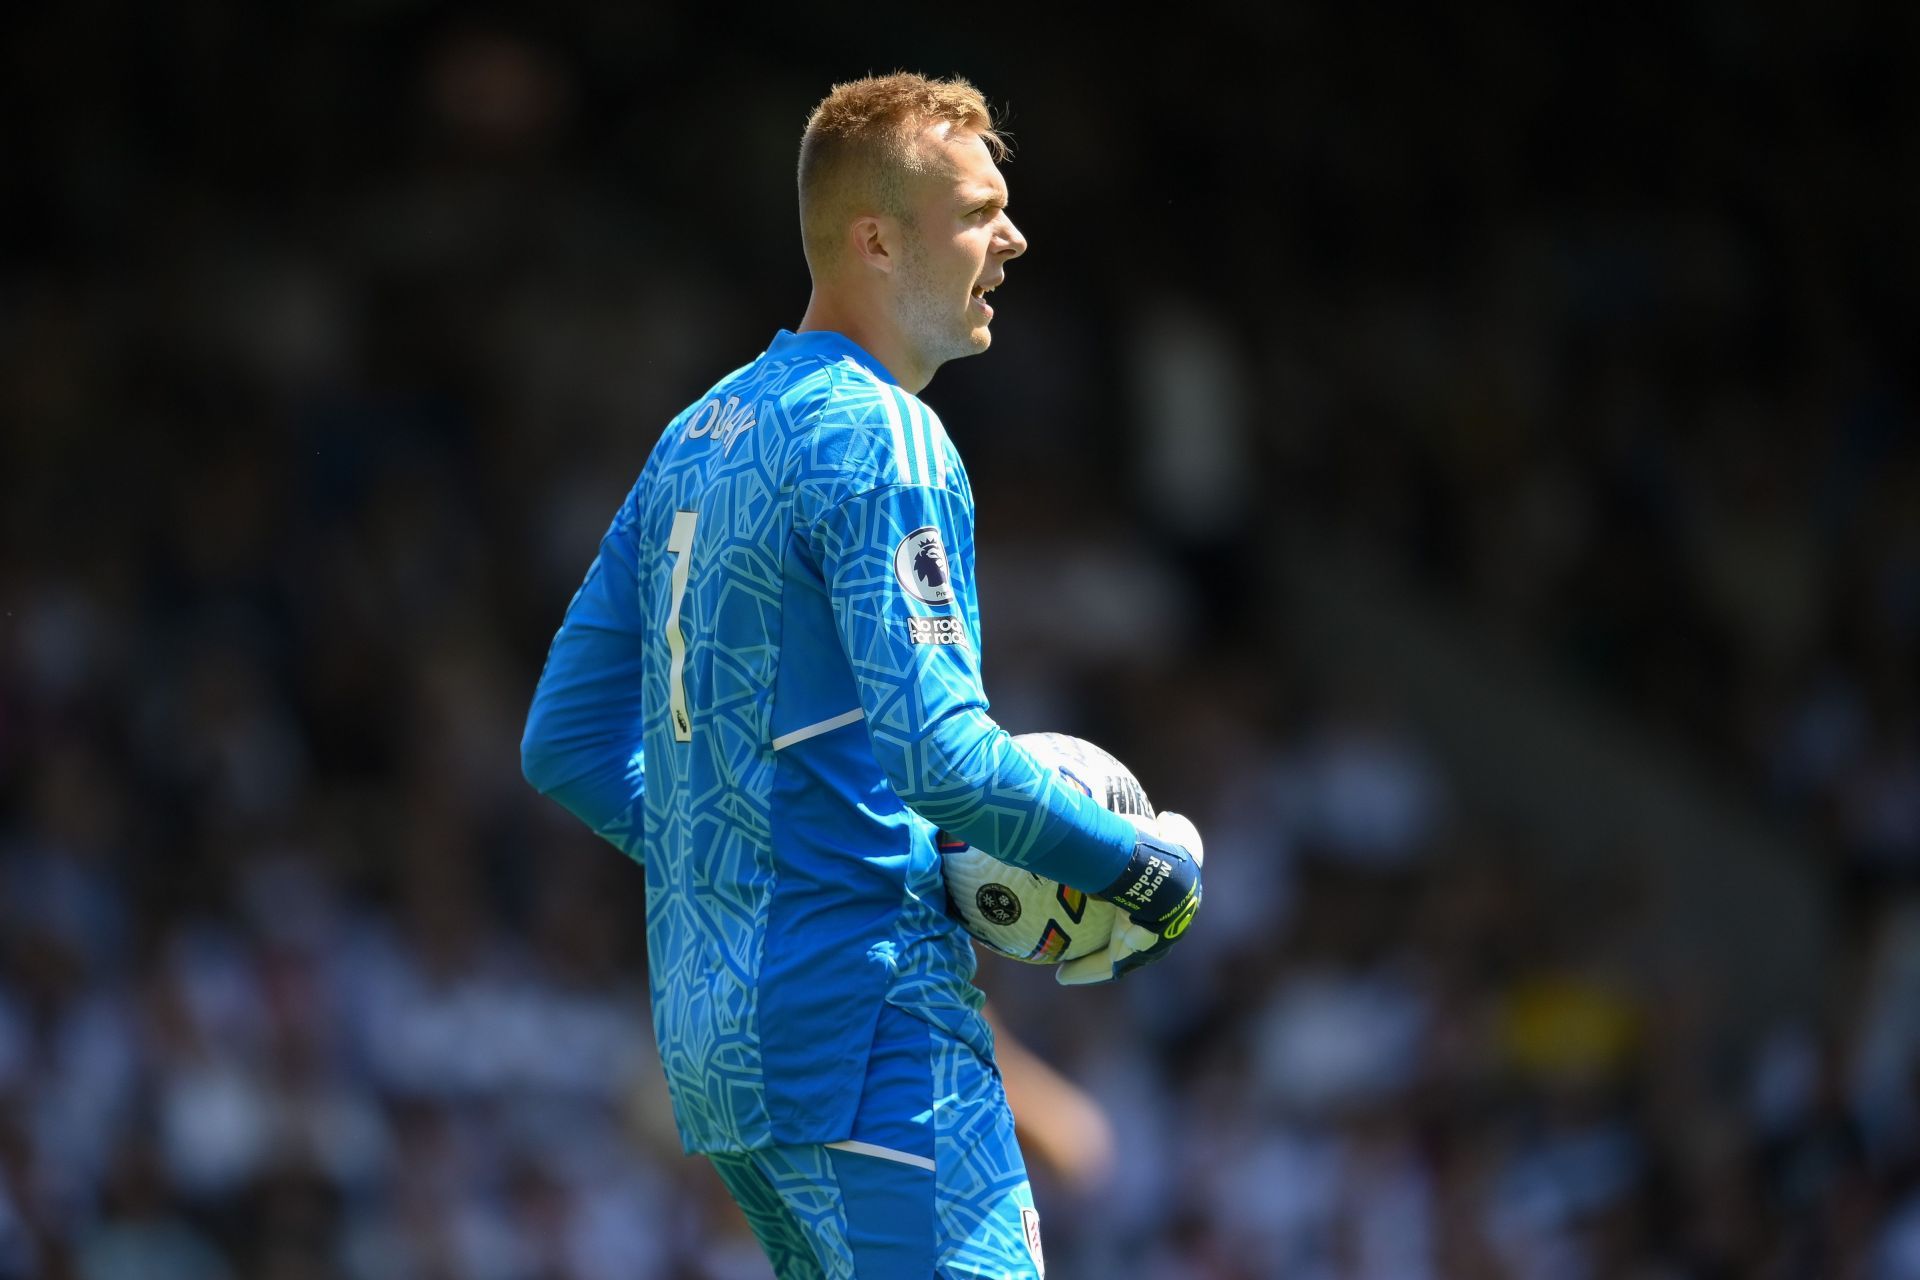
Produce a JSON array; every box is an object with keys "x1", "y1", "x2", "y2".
[{"x1": 1099, "y1": 833, "x2": 1192, "y2": 918}]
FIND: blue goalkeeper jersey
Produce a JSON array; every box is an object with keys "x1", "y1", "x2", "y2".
[{"x1": 521, "y1": 329, "x2": 1136, "y2": 1155}]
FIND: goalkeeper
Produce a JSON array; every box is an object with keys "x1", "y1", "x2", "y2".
[{"x1": 520, "y1": 72, "x2": 1202, "y2": 1279}]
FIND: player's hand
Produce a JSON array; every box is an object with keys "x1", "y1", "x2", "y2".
[{"x1": 1058, "y1": 811, "x2": 1203, "y2": 986}]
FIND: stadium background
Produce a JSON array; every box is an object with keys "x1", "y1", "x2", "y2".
[{"x1": 4, "y1": 3, "x2": 1917, "y2": 1276}]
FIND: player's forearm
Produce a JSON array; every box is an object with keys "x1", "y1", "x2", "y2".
[
  {"x1": 521, "y1": 633, "x2": 638, "y2": 787},
  {"x1": 880, "y1": 706, "x2": 1134, "y2": 892},
  {"x1": 520, "y1": 729, "x2": 644, "y2": 837},
  {"x1": 522, "y1": 530, "x2": 650, "y2": 847},
  {"x1": 522, "y1": 717, "x2": 648, "y2": 855}
]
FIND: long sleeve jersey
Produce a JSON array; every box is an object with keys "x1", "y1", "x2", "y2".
[{"x1": 520, "y1": 329, "x2": 1136, "y2": 1154}]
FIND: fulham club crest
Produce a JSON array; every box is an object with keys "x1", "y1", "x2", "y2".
[
  {"x1": 1021, "y1": 1207, "x2": 1045, "y2": 1276},
  {"x1": 893, "y1": 526, "x2": 954, "y2": 605}
]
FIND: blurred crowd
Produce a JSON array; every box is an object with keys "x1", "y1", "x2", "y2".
[{"x1": 4, "y1": 3, "x2": 1917, "y2": 1277}]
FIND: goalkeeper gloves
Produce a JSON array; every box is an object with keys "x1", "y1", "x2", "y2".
[{"x1": 1058, "y1": 810, "x2": 1204, "y2": 986}]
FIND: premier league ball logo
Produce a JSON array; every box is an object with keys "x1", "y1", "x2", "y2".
[{"x1": 975, "y1": 883, "x2": 1021, "y2": 926}]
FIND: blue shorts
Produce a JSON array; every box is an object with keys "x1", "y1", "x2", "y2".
[{"x1": 707, "y1": 1004, "x2": 1045, "y2": 1279}]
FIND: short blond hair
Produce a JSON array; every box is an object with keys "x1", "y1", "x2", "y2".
[{"x1": 798, "y1": 72, "x2": 1009, "y2": 271}]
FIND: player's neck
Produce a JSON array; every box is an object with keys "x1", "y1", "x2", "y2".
[{"x1": 796, "y1": 294, "x2": 932, "y2": 394}]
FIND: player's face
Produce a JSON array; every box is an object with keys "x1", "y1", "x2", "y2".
[{"x1": 893, "y1": 128, "x2": 1028, "y2": 372}]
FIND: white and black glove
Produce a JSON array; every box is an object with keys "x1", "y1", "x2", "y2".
[{"x1": 1058, "y1": 811, "x2": 1204, "y2": 986}]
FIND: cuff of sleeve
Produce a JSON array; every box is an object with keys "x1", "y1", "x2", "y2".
[{"x1": 1031, "y1": 803, "x2": 1138, "y2": 898}]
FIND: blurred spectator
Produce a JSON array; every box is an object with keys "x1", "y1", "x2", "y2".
[{"x1": 77, "y1": 1144, "x2": 232, "y2": 1280}]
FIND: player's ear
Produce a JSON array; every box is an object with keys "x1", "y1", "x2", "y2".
[{"x1": 849, "y1": 215, "x2": 895, "y2": 275}]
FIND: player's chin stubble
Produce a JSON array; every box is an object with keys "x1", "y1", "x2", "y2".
[{"x1": 897, "y1": 251, "x2": 987, "y2": 367}]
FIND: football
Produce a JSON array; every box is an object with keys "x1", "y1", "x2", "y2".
[{"x1": 939, "y1": 731, "x2": 1154, "y2": 963}]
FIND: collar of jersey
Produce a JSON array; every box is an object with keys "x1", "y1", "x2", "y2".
[{"x1": 768, "y1": 330, "x2": 899, "y2": 387}]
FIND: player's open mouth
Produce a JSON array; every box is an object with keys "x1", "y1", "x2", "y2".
[{"x1": 971, "y1": 281, "x2": 999, "y2": 318}]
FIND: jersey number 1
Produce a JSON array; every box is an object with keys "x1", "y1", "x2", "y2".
[{"x1": 664, "y1": 510, "x2": 697, "y2": 742}]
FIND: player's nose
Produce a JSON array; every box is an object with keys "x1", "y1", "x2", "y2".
[{"x1": 999, "y1": 215, "x2": 1028, "y2": 260}]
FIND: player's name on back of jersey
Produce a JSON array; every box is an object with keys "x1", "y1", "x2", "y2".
[
  {"x1": 684, "y1": 395, "x2": 756, "y2": 454},
  {"x1": 906, "y1": 616, "x2": 967, "y2": 646}
]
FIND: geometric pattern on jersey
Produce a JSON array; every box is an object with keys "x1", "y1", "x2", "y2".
[
  {"x1": 524, "y1": 328, "x2": 1137, "y2": 1155},
  {"x1": 708, "y1": 1009, "x2": 1042, "y2": 1279}
]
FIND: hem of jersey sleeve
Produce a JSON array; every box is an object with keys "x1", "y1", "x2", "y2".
[{"x1": 1031, "y1": 803, "x2": 1138, "y2": 899}]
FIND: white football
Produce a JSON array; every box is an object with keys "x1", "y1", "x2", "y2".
[{"x1": 939, "y1": 732, "x2": 1153, "y2": 963}]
